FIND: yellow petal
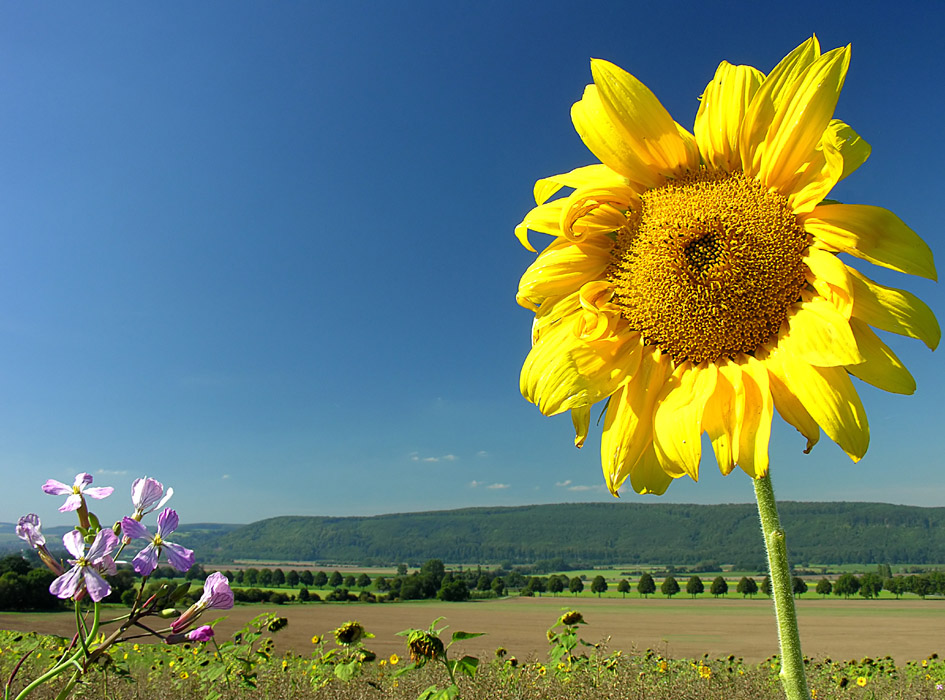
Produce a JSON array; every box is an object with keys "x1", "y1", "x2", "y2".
[
  {"x1": 704, "y1": 362, "x2": 736, "y2": 475},
  {"x1": 804, "y1": 204, "x2": 937, "y2": 281},
  {"x1": 533, "y1": 164, "x2": 628, "y2": 205},
  {"x1": 847, "y1": 318, "x2": 916, "y2": 395},
  {"x1": 521, "y1": 321, "x2": 641, "y2": 416},
  {"x1": 805, "y1": 247, "x2": 853, "y2": 318},
  {"x1": 571, "y1": 406, "x2": 591, "y2": 448},
  {"x1": 515, "y1": 199, "x2": 565, "y2": 252},
  {"x1": 788, "y1": 121, "x2": 844, "y2": 215},
  {"x1": 589, "y1": 59, "x2": 699, "y2": 176},
  {"x1": 768, "y1": 348, "x2": 869, "y2": 461},
  {"x1": 600, "y1": 349, "x2": 673, "y2": 494},
  {"x1": 759, "y1": 46, "x2": 851, "y2": 192},
  {"x1": 559, "y1": 184, "x2": 635, "y2": 241},
  {"x1": 740, "y1": 36, "x2": 822, "y2": 175},
  {"x1": 652, "y1": 362, "x2": 717, "y2": 481},
  {"x1": 694, "y1": 61, "x2": 764, "y2": 171},
  {"x1": 532, "y1": 291, "x2": 582, "y2": 343},
  {"x1": 848, "y1": 267, "x2": 941, "y2": 350},
  {"x1": 831, "y1": 120, "x2": 871, "y2": 181},
  {"x1": 571, "y1": 85, "x2": 663, "y2": 189},
  {"x1": 734, "y1": 357, "x2": 773, "y2": 479},
  {"x1": 778, "y1": 297, "x2": 864, "y2": 367},
  {"x1": 627, "y1": 442, "x2": 674, "y2": 496},
  {"x1": 763, "y1": 353, "x2": 820, "y2": 453},
  {"x1": 517, "y1": 235, "x2": 613, "y2": 310}
]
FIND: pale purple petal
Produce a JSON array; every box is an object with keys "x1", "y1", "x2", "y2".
[
  {"x1": 74, "y1": 473, "x2": 94, "y2": 489},
  {"x1": 16, "y1": 514, "x2": 45, "y2": 548},
  {"x1": 131, "y1": 477, "x2": 167, "y2": 513},
  {"x1": 42, "y1": 479, "x2": 72, "y2": 496},
  {"x1": 163, "y1": 542, "x2": 195, "y2": 573},
  {"x1": 132, "y1": 544, "x2": 159, "y2": 576},
  {"x1": 86, "y1": 529, "x2": 119, "y2": 562},
  {"x1": 82, "y1": 486, "x2": 113, "y2": 500},
  {"x1": 82, "y1": 568, "x2": 112, "y2": 602},
  {"x1": 62, "y1": 530, "x2": 86, "y2": 559},
  {"x1": 186, "y1": 625, "x2": 214, "y2": 642},
  {"x1": 200, "y1": 572, "x2": 234, "y2": 610},
  {"x1": 156, "y1": 508, "x2": 179, "y2": 537},
  {"x1": 58, "y1": 494, "x2": 83, "y2": 513},
  {"x1": 99, "y1": 555, "x2": 117, "y2": 576},
  {"x1": 49, "y1": 566, "x2": 83, "y2": 599},
  {"x1": 121, "y1": 517, "x2": 150, "y2": 541},
  {"x1": 155, "y1": 487, "x2": 174, "y2": 511}
]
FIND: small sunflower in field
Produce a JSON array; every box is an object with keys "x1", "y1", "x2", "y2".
[{"x1": 515, "y1": 36, "x2": 938, "y2": 495}]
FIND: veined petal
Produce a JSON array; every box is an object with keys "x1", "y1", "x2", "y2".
[
  {"x1": 740, "y1": 36, "x2": 822, "y2": 175},
  {"x1": 734, "y1": 357, "x2": 773, "y2": 478},
  {"x1": 532, "y1": 291, "x2": 582, "y2": 343},
  {"x1": 121, "y1": 517, "x2": 150, "y2": 541},
  {"x1": 62, "y1": 530, "x2": 86, "y2": 560},
  {"x1": 571, "y1": 85, "x2": 663, "y2": 189},
  {"x1": 132, "y1": 544, "x2": 160, "y2": 576},
  {"x1": 560, "y1": 184, "x2": 635, "y2": 241},
  {"x1": 763, "y1": 353, "x2": 820, "y2": 452},
  {"x1": 600, "y1": 349, "x2": 674, "y2": 495},
  {"x1": 82, "y1": 568, "x2": 112, "y2": 602},
  {"x1": 703, "y1": 362, "x2": 736, "y2": 475},
  {"x1": 517, "y1": 236, "x2": 613, "y2": 310},
  {"x1": 759, "y1": 46, "x2": 851, "y2": 192},
  {"x1": 848, "y1": 267, "x2": 940, "y2": 350},
  {"x1": 778, "y1": 297, "x2": 864, "y2": 367},
  {"x1": 769, "y1": 348, "x2": 869, "y2": 461},
  {"x1": 788, "y1": 122, "x2": 844, "y2": 215},
  {"x1": 83, "y1": 486, "x2": 113, "y2": 500},
  {"x1": 41, "y1": 479, "x2": 72, "y2": 496},
  {"x1": 164, "y1": 542, "x2": 196, "y2": 572},
  {"x1": 804, "y1": 204, "x2": 937, "y2": 281},
  {"x1": 571, "y1": 406, "x2": 591, "y2": 448},
  {"x1": 694, "y1": 61, "x2": 764, "y2": 171},
  {"x1": 49, "y1": 566, "x2": 83, "y2": 599},
  {"x1": 627, "y1": 442, "x2": 674, "y2": 496},
  {"x1": 515, "y1": 199, "x2": 565, "y2": 252},
  {"x1": 652, "y1": 362, "x2": 717, "y2": 481},
  {"x1": 533, "y1": 164, "x2": 629, "y2": 205},
  {"x1": 521, "y1": 321, "x2": 641, "y2": 416},
  {"x1": 589, "y1": 59, "x2": 699, "y2": 176},
  {"x1": 805, "y1": 247, "x2": 853, "y2": 318},
  {"x1": 848, "y1": 318, "x2": 916, "y2": 394}
]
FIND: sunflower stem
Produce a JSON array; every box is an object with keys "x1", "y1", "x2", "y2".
[{"x1": 753, "y1": 473, "x2": 809, "y2": 700}]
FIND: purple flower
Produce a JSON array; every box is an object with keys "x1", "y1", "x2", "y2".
[
  {"x1": 171, "y1": 572, "x2": 233, "y2": 632},
  {"x1": 130, "y1": 477, "x2": 173, "y2": 519},
  {"x1": 42, "y1": 473, "x2": 113, "y2": 513},
  {"x1": 121, "y1": 508, "x2": 194, "y2": 576},
  {"x1": 16, "y1": 514, "x2": 64, "y2": 575},
  {"x1": 187, "y1": 625, "x2": 215, "y2": 642},
  {"x1": 49, "y1": 529, "x2": 119, "y2": 602}
]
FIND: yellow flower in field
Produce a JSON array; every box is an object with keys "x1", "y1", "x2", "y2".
[
  {"x1": 311, "y1": 635, "x2": 321, "y2": 645},
  {"x1": 180, "y1": 671, "x2": 189, "y2": 679},
  {"x1": 515, "y1": 37, "x2": 938, "y2": 495},
  {"x1": 856, "y1": 676, "x2": 867, "y2": 686},
  {"x1": 699, "y1": 664, "x2": 713, "y2": 679},
  {"x1": 389, "y1": 653, "x2": 400, "y2": 665}
]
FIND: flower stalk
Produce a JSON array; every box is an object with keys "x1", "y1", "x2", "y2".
[{"x1": 754, "y1": 473, "x2": 809, "y2": 700}]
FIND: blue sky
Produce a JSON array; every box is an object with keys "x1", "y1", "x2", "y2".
[{"x1": 1, "y1": 1, "x2": 942, "y2": 527}]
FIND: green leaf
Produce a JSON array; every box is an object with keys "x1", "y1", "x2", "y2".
[
  {"x1": 334, "y1": 659, "x2": 361, "y2": 682},
  {"x1": 454, "y1": 655, "x2": 479, "y2": 678},
  {"x1": 450, "y1": 631, "x2": 485, "y2": 642}
]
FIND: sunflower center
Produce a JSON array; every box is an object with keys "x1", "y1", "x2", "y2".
[{"x1": 606, "y1": 169, "x2": 809, "y2": 364}]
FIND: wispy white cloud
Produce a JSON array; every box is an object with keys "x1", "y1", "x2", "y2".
[
  {"x1": 469, "y1": 480, "x2": 510, "y2": 490},
  {"x1": 567, "y1": 484, "x2": 605, "y2": 492},
  {"x1": 95, "y1": 469, "x2": 128, "y2": 476},
  {"x1": 487, "y1": 483, "x2": 510, "y2": 490},
  {"x1": 410, "y1": 451, "x2": 459, "y2": 463},
  {"x1": 222, "y1": 474, "x2": 231, "y2": 480},
  {"x1": 476, "y1": 450, "x2": 489, "y2": 458},
  {"x1": 555, "y1": 480, "x2": 572, "y2": 487}
]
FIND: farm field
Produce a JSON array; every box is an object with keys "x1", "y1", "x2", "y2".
[{"x1": 3, "y1": 595, "x2": 943, "y2": 664}]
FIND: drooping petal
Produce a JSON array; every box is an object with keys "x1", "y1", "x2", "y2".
[
  {"x1": 703, "y1": 362, "x2": 736, "y2": 475},
  {"x1": 848, "y1": 267, "x2": 940, "y2": 350},
  {"x1": 600, "y1": 349, "x2": 674, "y2": 495},
  {"x1": 131, "y1": 477, "x2": 166, "y2": 513},
  {"x1": 694, "y1": 61, "x2": 764, "y2": 171},
  {"x1": 627, "y1": 442, "x2": 674, "y2": 496},
  {"x1": 847, "y1": 318, "x2": 916, "y2": 395},
  {"x1": 571, "y1": 406, "x2": 591, "y2": 448},
  {"x1": 121, "y1": 517, "x2": 150, "y2": 541},
  {"x1": 16, "y1": 514, "x2": 45, "y2": 548},
  {"x1": 515, "y1": 198, "x2": 565, "y2": 252},
  {"x1": 777, "y1": 296, "x2": 864, "y2": 367},
  {"x1": 758, "y1": 46, "x2": 851, "y2": 192},
  {"x1": 164, "y1": 542, "x2": 196, "y2": 573},
  {"x1": 831, "y1": 120, "x2": 871, "y2": 181},
  {"x1": 87, "y1": 529, "x2": 119, "y2": 562},
  {"x1": 571, "y1": 84, "x2": 663, "y2": 189},
  {"x1": 734, "y1": 356, "x2": 774, "y2": 478},
  {"x1": 804, "y1": 204, "x2": 937, "y2": 281},
  {"x1": 768, "y1": 348, "x2": 869, "y2": 461},
  {"x1": 763, "y1": 354, "x2": 820, "y2": 453},
  {"x1": 652, "y1": 362, "x2": 718, "y2": 481},
  {"x1": 58, "y1": 494, "x2": 83, "y2": 513},
  {"x1": 533, "y1": 164, "x2": 629, "y2": 205},
  {"x1": 788, "y1": 122, "x2": 844, "y2": 215},
  {"x1": 82, "y1": 486, "x2": 113, "y2": 501},
  {"x1": 590, "y1": 59, "x2": 699, "y2": 176},
  {"x1": 200, "y1": 573, "x2": 234, "y2": 610}
]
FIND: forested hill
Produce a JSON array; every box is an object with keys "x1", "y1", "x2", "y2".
[{"x1": 175, "y1": 501, "x2": 945, "y2": 566}]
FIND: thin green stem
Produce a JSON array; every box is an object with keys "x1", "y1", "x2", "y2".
[{"x1": 754, "y1": 473, "x2": 809, "y2": 700}]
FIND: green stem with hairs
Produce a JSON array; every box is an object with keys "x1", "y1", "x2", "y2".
[{"x1": 754, "y1": 473, "x2": 809, "y2": 700}]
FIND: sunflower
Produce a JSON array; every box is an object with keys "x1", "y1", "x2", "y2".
[{"x1": 515, "y1": 37, "x2": 938, "y2": 496}]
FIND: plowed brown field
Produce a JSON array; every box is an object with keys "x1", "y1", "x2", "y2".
[{"x1": 3, "y1": 596, "x2": 942, "y2": 663}]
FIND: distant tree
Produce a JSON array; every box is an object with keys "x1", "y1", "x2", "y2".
[
  {"x1": 397, "y1": 563, "x2": 408, "y2": 576},
  {"x1": 549, "y1": 576, "x2": 564, "y2": 596},
  {"x1": 421, "y1": 560, "x2": 446, "y2": 587},
  {"x1": 833, "y1": 573, "x2": 860, "y2": 598},
  {"x1": 299, "y1": 570, "x2": 314, "y2": 586},
  {"x1": 328, "y1": 571, "x2": 343, "y2": 587},
  {"x1": 884, "y1": 576, "x2": 905, "y2": 599},
  {"x1": 569, "y1": 576, "x2": 584, "y2": 596},
  {"x1": 185, "y1": 564, "x2": 207, "y2": 581},
  {"x1": 314, "y1": 571, "x2": 328, "y2": 587},
  {"x1": 257, "y1": 569, "x2": 273, "y2": 586},
  {"x1": 438, "y1": 578, "x2": 470, "y2": 602},
  {"x1": 617, "y1": 579, "x2": 630, "y2": 598},
  {"x1": 232, "y1": 569, "x2": 245, "y2": 584},
  {"x1": 792, "y1": 576, "x2": 808, "y2": 598},
  {"x1": 877, "y1": 563, "x2": 893, "y2": 580},
  {"x1": 710, "y1": 576, "x2": 728, "y2": 598},
  {"x1": 477, "y1": 575, "x2": 492, "y2": 591},
  {"x1": 343, "y1": 575, "x2": 356, "y2": 588},
  {"x1": 356, "y1": 573, "x2": 371, "y2": 589},
  {"x1": 736, "y1": 577, "x2": 758, "y2": 598},
  {"x1": 375, "y1": 576, "x2": 390, "y2": 592},
  {"x1": 243, "y1": 568, "x2": 259, "y2": 585},
  {"x1": 491, "y1": 577, "x2": 506, "y2": 597},
  {"x1": 760, "y1": 576, "x2": 771, "y2": 597},
  {"x1": 286, "y1": 570, "x2": 300, "y2": 587},
  {"x1": 591, "y1": 575, "x2": 608, "y2": 597},
  {"x1": 0, "y1": 557, "x2": 30, "y2": 576},
  {"x1": 815, "y1": 578, "x2": 832, "y2": 598},
  {"x1": 661, "y1": 576, "x2": 680, "y2": 598},
  {"x1": 223, "y1": 570, "x2": 235, "y2": 582},
  {"x1": 272, "y1": 569, "x2": 286, "y2": 586},
  {"x1": 906, "y1": 574, "x2": 931, "y2": 598},
  {"x1": 858, "y1": 573, "x2": 883, "y2": 599},
  {"x1": 637, "y1": 573, "x2": 656, "y2": 598},
  {"x1": 686, "y1": 576, "x2": 704, "y2": 598},
  {"x1": 527, "y1": 577, "x2": 547, "y2": 597},
  {"x1": 298, "y1": 587, "x2": 310, "y2": 602}
]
